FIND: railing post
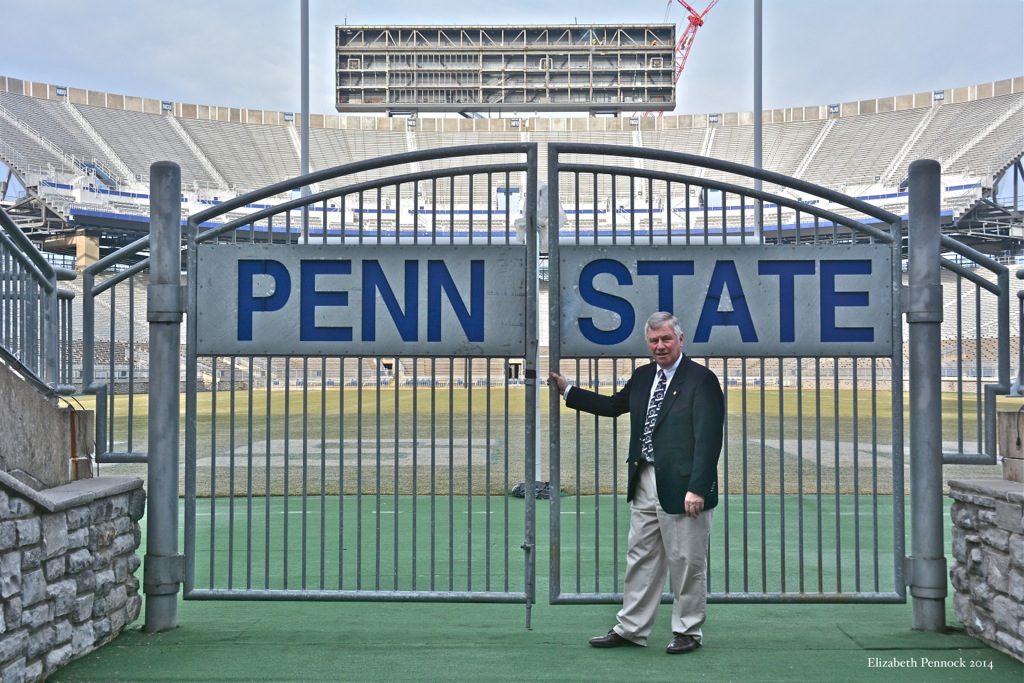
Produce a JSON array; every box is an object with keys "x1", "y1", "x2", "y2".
[
  {"x1": 81, "y1": 270, "x2": 95, "y2": 392},
  {"x1": 25, "y1": 276, "x2": 38, "y2": 377},
  {"x1": 905, "y1": 159, "x2": 946, "y2": 631},
  {"x1": 42, "y1": 273, "x2": 59, "y2": 388},
  {"x1": 144, "y1": 161, "x2": 184, "y2": 633}
]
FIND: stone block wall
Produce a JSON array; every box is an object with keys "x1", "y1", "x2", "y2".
[
  {"x1": 949, "y1": 478, "x2": 1024, "y2": 663},
  {"x1": 0, "y1": 474, "x2": 144, "y2": 682}
]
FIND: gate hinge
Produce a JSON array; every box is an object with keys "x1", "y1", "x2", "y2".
[
  {"x1": 147, "y1": 283, "x2": 186, "y2": 323},
  {"x1": 901, "y1": 284, "x2": 943, "y2": 323},
  {"x1": 144, "y1": 553, "x2": 184, "y2": 595},
  {"x1": 904, "y1": 555, "x2": 948, "y2": 598}
]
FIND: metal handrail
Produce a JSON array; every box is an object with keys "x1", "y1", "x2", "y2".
[
  {"x1": 0, "y1": 208, "x2": 57, "y2": 291},
  {"x1": 938, "y1": 234, "x2": 1010, "y2": 464},
  {"x1": 0, "y1": 206, "x2": 77, "y2": 390}
]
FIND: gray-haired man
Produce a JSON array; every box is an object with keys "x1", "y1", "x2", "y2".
[{"x1": 550, "y1": 311, "x2": 724, "y2": 654}]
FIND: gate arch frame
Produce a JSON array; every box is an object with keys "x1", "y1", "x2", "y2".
[
  {"x1": 178, "y1": 143, "x2": 541, "y2": 615},
  {"x1": 545, "y1": 142, "x2": 908, "y2": 605}
]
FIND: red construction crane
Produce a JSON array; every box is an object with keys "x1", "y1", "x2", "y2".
[{"x1": 670, "y1": 0, "x2": 720, "y2": 83}]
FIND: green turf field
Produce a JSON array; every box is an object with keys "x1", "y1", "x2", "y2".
[
  {"x1": 83, "y1": 386, "x2": 1001, "y2": 500},
  {"x1": 78, "y1": 385, "x2": 983, "y2": 446}
]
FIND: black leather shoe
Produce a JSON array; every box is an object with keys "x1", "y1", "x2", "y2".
[
  {"x1": 666, "y1": 633, "x2": 700, "y2": 654},
  {"x1": 589, "y1": 630, "x2": 639, "y2": 648}
]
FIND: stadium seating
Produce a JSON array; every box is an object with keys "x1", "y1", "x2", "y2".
[
  {"x1": 802, "y1": 108, "x2": 927, "y2": 187},
  {"x1": 1, "y1": 78, "x2": 1020, "y2": 202},
  {"x1": 0, "y1": 115, "x2": 65, "y2": 176},
  {"x1": 955, "y1": 113, "x2": 1024, "y2": 178},
  {"x1": 0, "y1": 91, "x2": 117, "y2": 176},
  {"x1": 74, "y1": 104, "x2": 218, "y2": 186},
  {"x1": 179, "y1": 117, "x2": 298, "y2": 190},
  {"x1": 893, "y1": 94, "x2": 1024, "y2": 181},
  {"x1": 0, "y1": 75, "x2": 1020, "y2": 251}
]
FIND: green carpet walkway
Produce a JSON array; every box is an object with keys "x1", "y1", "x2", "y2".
[{"x1": 49, "y1": 496, "x2": 1023, "y2": 683}]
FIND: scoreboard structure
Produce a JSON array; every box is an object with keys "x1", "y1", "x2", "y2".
[{"x1": 335, "y1": 24, "x2": 676, "y2": 115}]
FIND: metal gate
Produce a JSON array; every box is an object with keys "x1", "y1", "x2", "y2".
[
  {"x1": 179, "y1": 144, "x2": 540, "y2": 611},
  {"x1": 546, "y1": 143, "x2": 907, "y2": 604},
  {"x1": 76, "y1": 143, "x2": 1014, "y2": 625}
]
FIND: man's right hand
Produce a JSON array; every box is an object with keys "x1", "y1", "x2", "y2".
[{"x1": 549, "y1": 371, "x2": 568, "y2": 394}]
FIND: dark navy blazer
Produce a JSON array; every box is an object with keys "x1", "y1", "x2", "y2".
[{"x1": 566, "y1": 355, "x2": 724, "y2": 515}]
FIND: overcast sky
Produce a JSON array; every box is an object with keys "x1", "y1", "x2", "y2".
[{"x1": 3, "y1": 0, "x2": 1022, "y2": 115}]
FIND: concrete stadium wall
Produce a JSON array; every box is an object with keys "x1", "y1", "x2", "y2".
[
  {"x1": 0, "y1": 363, "x2": 94, "y2": 490},
  {"x1": 0, "y1": 474, "x2": 144, "y2": 681},
  {"x1": 1, "y1": 73, "x2": 1022, "y2": 132}
]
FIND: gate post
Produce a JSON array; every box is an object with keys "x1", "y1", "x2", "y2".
[
  {"x1": 905, "y1": 159, "x2": 946, "y2": 631},
  {"x1": 144, "y1": 161, "x2": 185, "y2": 633}
]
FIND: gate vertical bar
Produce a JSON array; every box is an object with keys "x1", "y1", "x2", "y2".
[
  {"x1": 144, "y1": 161, "x2": 184, "y2": 633},
  {"x1": 523, "y1": 144, "x2": 539, "y2": 627},
  {"x1": 547, "y1": 144, "x2": 562, "y2": 603},
  {"x1": 906, "y1": 159, "x2": 946, "y2": 631},
  {"x1": 1018, "y1": 270, "x2": 1024, "y2": 394}
]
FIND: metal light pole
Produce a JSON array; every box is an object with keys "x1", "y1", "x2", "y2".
[
  {"x1": 753, "y1": 0, "x2": 762, "y2": 191},
  {"x1": 300, "y1": 0, "x2": 310, "y2": 188},
  {"x1": 300, "y1": 0, "x2": 311, "y2": 239}
]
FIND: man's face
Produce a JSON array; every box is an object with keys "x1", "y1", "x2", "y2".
[{"x1": 646, "y1": 323, "x2": 683, "y2": 369}]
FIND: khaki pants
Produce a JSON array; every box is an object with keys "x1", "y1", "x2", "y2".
[{"x1": 612, "y1": 463, "x2": 713, "y2": 646}]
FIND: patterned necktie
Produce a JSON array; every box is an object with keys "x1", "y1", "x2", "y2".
[{"x1": 641, "y1": 369, "x2": 667, "y2": 462}]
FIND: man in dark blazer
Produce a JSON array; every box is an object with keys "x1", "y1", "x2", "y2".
[{"x1": 550, "y1": 311, "x2": 724, "y2": 654}]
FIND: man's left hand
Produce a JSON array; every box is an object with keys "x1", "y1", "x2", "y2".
[{"x1": 684, "y1": 492, "x2": 705, "y2": 518}]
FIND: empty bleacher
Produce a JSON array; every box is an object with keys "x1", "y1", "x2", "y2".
[
  {"x1": 0, "y1": 115, "x2": 65, "y2": 175},
  {"x1": 311, "y1": 126, "x2": 408, "y2": 190},
  {"x1": 802, "y1": 107, "x2": 928, "y2": 187},
  {"x1": 893, "y1": 92, "x2": 1023, "y2": 181},
  {"x1": 179, "y1": 117, "x2": 298, "y2": 191},
  {"x1": 0, "y1": 91, "x2": 117, "y2": 173},
  {"x1": 74, "y1": 104, "x2": 219, "y2": 186},
  {"x1": 953, "y1": 108, "x2": 1024, "y2": 178}
]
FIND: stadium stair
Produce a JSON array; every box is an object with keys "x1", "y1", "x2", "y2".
[
  {"x1": 63, "y1": 100, "x2": 133, "y2": 184},
  {"x1": 880, "y1": 104, "x2": 939, "y2": 186},
  {"x1": 80, "y1": 161, "x2": 116, "y2": 188},
  {"x1": 942, "y1": 96, "x2": 1024, "y2": 173},
  {"x1": 792, "y1": 117, "x2": 835, "y2": 180}
]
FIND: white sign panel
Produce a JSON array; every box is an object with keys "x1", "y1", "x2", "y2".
[
  {"x1": 195, "y1": 244, "x2": 528, "y2": 356},
  {"x1": 559, "y1": 245, "x2": 893, "y2": 357}
]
